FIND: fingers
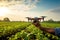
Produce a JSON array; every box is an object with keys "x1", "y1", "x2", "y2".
[{"x1": 32, "y1": 21, "x2": 40, "y2": 27}]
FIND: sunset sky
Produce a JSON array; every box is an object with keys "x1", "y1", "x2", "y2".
[{"x1": 0, "y1": 0, "x2": 60, "y2": 21}]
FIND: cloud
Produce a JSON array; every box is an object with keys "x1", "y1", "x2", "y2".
[
  {"x1": 6, "y1": 0, "x2": 40, "y2": 14},
  {"x1": 42, "y1": 7, "x2": 60, "y2": 21},
  {"x1": 0, "y1": 0, "x2": 39, "y2": 6},
  {"x1": 43, "y1": 7, "x2": 60, "y2": 14},
  {"x1": 51, "y1": 7, "x2": 60, "y2": 13},
  {"x1": 0, "y1": 0, "x2": 40, "y2": 11}
]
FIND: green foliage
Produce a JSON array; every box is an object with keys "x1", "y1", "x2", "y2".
[{"x1": 0, "y1": 22, "x2": 60, "y2": 40}]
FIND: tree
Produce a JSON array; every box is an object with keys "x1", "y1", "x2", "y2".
[
  {"x1": 0, "y1": 20, "x2": 2, "y2": 22},
  {"x1": 48, "y1": 19, "x2": 54, "y2": 22},
  {"x1": 3, "y1": 17, "x2": 10, "y2": 22}
]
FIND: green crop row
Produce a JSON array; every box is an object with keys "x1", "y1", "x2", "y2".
[{"x1": 0, "y1": 22, "x2": 60, "y2": 40}]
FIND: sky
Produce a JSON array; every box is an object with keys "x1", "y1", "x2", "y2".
[{"x1": 0, "y1": 0, "x2": 60, "y2": 21}]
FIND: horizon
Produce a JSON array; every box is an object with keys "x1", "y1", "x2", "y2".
[{"x1": 0, "y1": 0, "x2": 60, "y2": 21}]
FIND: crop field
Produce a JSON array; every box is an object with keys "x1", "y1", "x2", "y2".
[{"x1": 0, "y1": 22, "x2": 60, "y2": 40}]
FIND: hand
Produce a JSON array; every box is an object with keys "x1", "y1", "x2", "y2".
[{"x1": 32, "y1": 20, "x2": 41, "y2": 27}]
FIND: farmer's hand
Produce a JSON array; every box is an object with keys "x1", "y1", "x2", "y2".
[{"x1": 32, "y1": 20, "x2": 41, "y2": 27}]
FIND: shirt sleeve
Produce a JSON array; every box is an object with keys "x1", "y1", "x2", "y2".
[{"x1": 54, "y1": 28, "x2": 60, "y2": 37}]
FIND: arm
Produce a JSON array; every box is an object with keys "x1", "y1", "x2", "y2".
[
  {"x1": 39, "y1": 26, "x2": 55, "y2": 35},
  {"x1": 33, "y1": 21, "x2": 55, "y2": 35}
]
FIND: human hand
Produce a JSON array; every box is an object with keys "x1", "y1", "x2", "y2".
[{"x1": 32, "y1": 20, "x2": 41, "y2": 27}]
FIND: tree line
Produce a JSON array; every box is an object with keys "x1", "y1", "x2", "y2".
[
  {"x1": 43, "y1": 19, "x2": 60, "y2": 23},
  {"x1": 0, "y1": 17, "x2": 60, "y2": 23}
]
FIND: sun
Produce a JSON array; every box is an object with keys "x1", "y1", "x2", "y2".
[{"x1": 0, "y1": 7, "x2": 10, "y2": 16}]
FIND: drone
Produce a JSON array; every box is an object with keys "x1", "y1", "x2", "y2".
[{"x1": 26, "y1": 16, "x2": 46, "y2": 22}]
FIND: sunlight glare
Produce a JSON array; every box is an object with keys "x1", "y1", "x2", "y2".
[{"x1": 0, "y1": 7, "x2": 10, "y2": 16}]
